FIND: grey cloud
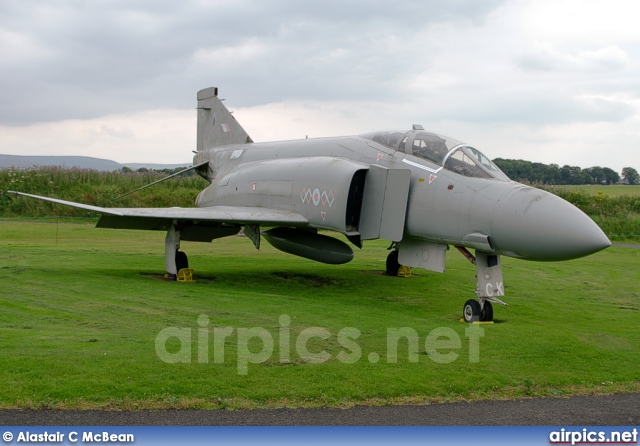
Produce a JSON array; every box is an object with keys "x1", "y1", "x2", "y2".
[
  {"x1": 99, "y1": 124, "x2": 134, "y2": 139},
  {"x1": 457, "y1": 94, "x2": 633, "y2": 126},
  {"x1": 0, "y1": 0, "x2": 505, "y2": 125},
  {"x1": 411, "y1": 80, "x2": 636, "y2": 127},
  {"x1": 514, "y1": 45, "x2": 630, "y2": 73}
]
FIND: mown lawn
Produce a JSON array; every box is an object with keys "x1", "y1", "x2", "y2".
[
  {"x1": 551, "y1": 184, "x2": 640, "y2": 197},
  {"x1": 0, "y1": 220, "x2": 638, "y2": 409}
]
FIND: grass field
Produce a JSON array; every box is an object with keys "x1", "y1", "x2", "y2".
[
  {"x1": 549, "y1": 184, "x2": 640, "y2": 197},
  {"x1": 540, "y1": 185, "x2": 640, "y2": 241},
  {"x1": 0, "y1": 220, "x2": 639, "y2": 410}
]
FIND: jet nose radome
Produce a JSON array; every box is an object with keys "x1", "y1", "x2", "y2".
[{"x1": 491, "y1": 185, "x2": 611, "y2": 261}]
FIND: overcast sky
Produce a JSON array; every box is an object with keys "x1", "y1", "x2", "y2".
[{"x1": 1, "y1": 0, "x2": 639, "y2": 173}]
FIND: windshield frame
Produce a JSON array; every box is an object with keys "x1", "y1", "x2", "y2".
[
  {"x1": 361, "y1": 129, "x2": 509, "y2": 182},
  {"x1": 442, "y1": 145, "x2": 509, "y2": 182}
]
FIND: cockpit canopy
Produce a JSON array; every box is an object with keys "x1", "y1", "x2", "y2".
[{"x1": 361, "y1": 129, "x2": 509, "y2": 182}]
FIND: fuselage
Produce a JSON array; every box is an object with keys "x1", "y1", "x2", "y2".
[{"x1": 193, "y1": 130, "x2": 611, "y2": 262}]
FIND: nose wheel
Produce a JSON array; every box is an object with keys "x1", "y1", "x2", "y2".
[
  {"x1": 463, "y1": 299, "x2": 480, "y2": 322},
  {"x1": 481, "y1": 300, "x2": 493, "y2": 321},
  {"x1": 463, "y1": 299, "x2": 494, "y2": 322}
]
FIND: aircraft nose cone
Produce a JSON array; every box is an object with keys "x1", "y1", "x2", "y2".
[{"x1": 492, "y1": 186, "x2": 611, "y2": 261}]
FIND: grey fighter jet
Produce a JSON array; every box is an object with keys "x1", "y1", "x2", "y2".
[{"x1": 10, "y1": 87, "x2": 611, "y2": 322}]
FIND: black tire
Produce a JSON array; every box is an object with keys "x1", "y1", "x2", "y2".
[
  {"x1": 386, "y1": 250, "x2": 400, "y2": 276},
  {"x1": 480, "y1": 301, "x2": 494, "y2": 322},
  {"x1": 176, "y1": 251, "x2": 189, "y2": 271},
  {"x1": 463, "y1": 299, "x2": 481, "y2": 323}
]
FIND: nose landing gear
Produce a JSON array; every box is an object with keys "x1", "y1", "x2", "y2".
[{"x1": 457, "y1": 247, "x2": 507, "y2": 323}]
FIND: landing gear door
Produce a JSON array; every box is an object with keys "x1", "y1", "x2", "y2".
[
  {"x1": 475, "y1": 251, "x2": 504, "y2": 298},
  {"x1": 359, "y1": 165, "x2": 411, "y2": 242}
]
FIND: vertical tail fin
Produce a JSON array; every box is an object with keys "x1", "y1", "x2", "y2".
[{"x1": 196, "y1": 87, "x2": 253, "y2": 151}]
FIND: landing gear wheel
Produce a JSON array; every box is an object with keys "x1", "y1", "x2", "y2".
[
  {"x1": 176, "y1": 251, "x2": 189, "y2": 271},
  {"x1": 480, "y1": 301, "x2": 494, "y2": 322},
  {"x1": 463, "y1": 299, "x2": 481, "y2": 323},
  {"x1": 386, "y1": 250, "x2": 400, "y2": 276}
]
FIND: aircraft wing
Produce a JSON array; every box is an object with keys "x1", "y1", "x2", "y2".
[{"x1": 8, "y1": 191, "x2": 309, "y2": 232}]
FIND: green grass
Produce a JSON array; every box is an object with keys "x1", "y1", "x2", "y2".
[
  {"x1": 549, "y1": 184, "x2": 640, "y2": 197},
  {"x1": 541, "y1": 186, "x2": 640, "y2": 241},
  {"x1": 0, "y1": 220, "x2": 639, "y2": 410},
  {"x1": 0, "y1": 167, "x2": 206, "y2": 217}
]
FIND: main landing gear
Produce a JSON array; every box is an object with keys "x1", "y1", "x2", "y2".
[
  {"x1": 385, "y1": 249, "x2": 401, "y2": 276},
  {"x1": 385, "y1": 247, "x2": 412, "y2": 276},
  {"x1": 176, "y1": 250, "x2": 189, "y2": 272},
  {"x1": 165, "y1": 222, "x2": 189, "y2": 281}
]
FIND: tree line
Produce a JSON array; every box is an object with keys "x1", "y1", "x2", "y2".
[{"x1": 493, "y1": 159, "x2": 640, "y2": 185}]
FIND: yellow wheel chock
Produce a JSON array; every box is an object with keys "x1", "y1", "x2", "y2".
[
  {"x1": 397, "y1": 265, "x2": 412, "y2": 277},
  {"x1": 177, "y1": 268, "x2": 195, "y2": 282}
]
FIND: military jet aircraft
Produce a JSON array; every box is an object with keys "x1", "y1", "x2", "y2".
[{"x1": 10, "y1": 87, "x2": 611, "y2": 322}]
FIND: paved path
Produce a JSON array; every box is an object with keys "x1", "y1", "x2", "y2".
[
  {"x1": 613, "y1": 243, "x2": 640, "y2": 249},
  {"x1": 1, "y1": 393, "x2": 638, "y2": 426}
]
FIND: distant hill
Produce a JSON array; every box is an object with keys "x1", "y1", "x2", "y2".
[
  {"x1": 123, "y1": 162, "x2": 191, "y2": 170},
  {"x1": 0, "y1": 154, "x2": 189, "y2": 171}
]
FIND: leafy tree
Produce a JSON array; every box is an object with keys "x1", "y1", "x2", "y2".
[
  {"x1": 560, "y1": 165, "x2": 585, "y2": 185},
  {"x1": 622, "y1": 167, "x2": 640, "y2": 185},
  {"x1": 547, "y1": 164, "x2": 561, "y2": 184},
  {"x1": 493, "y1": 159, "x2": 621, "y2": 185},
  {"x1": 584, "y1": 166, "x2": 604, "y2": 184},
  {"x1": 602, "y1": 167, "x2": 620, "y2": 185}
]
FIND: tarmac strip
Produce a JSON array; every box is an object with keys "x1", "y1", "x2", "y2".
[
  {"x1": 612, "y1": 243, "x2": 640, "y2": 249},
  {"x1": 0, "y1": 393, "x2": 637, "y2": 426}
]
